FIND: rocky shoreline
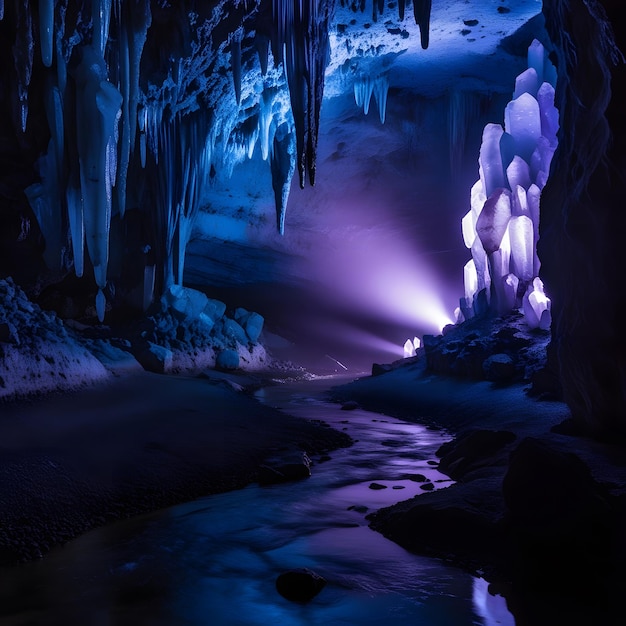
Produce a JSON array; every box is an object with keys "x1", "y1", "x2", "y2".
[
  {"x1": 0, "y1": 371, "x2": 351, "y2": 565},
  {"x1": 332, "y1": 316, "x2": 626, "y2": 624}
]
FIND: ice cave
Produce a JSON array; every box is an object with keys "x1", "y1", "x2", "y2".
[{"x1": 0, "y1": 1, "x2": 625, "y2": 624}]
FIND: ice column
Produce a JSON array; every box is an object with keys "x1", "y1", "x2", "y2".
[{"x1": 460, "y1": 40, "x2": 559, "y2": 326}]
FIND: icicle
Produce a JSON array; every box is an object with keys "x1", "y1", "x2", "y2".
[
  {"x1": 258, "y1": 89, "x2": 275, "y2": 161},
  {"x1": 117, "y1": 16, "x2": 131, "y2": 216},
  {"x1": 74, "y1": 46, "x2": 122, "y2": 296},
  {"x1": 92, "y1": 0, "x2": 113, "y2": 57},
  {"x1": 270, "y1": 122, "x2": 296, "y2": 234},
  {"x1": 231, "y1": 29, "x2": 243, "y2": 105},
  {"x1": 143, "y1": 265, "x2": 155, "y2": 311},
  {"x1": 398, "y1": 0, "x2": 406, "y2": 21},
  {"x1": 413, "y1": 0, "x2": 432, "y2": 49},
  {"x1": 373, "y1": 75, "x2": 389, "y2": 124},
  {"x1": 39, "y1": 0, "x2": 55, "y2": 67},
  {"x1": 0, "y1": 1, "x2": 4, "y2": 20},
  {"x1": 138, "y1": 105, "x2": 147, "y2": 167},
  {"x1": 67, "y1": 183, "x2": 84, "y2": 277},
  {"x1": 96, "y1": 288, "x2": 106, "y2": 323},
  {"x1": 256, "y1": 32, "x2": 270, "y2": 75},
  {"x1": 13, "y1": 2, "x2": 34, "y2": 132}
]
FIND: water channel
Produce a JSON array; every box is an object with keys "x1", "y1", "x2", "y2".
[{"x1": 0, "y1": 376, "x2": 514, "y2": 625}]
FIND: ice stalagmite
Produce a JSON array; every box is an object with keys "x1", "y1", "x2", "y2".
[
  {"x1": 506, "y1": 155, "x2": 531, "y2": 191},
  {"x1": 479, "y1": 124, "x2": 505, "y2": 198},
  {"x1": 458, "y1": 39, "x2": 559, "y2": 327},
  {"x1": 464, "y1": 260, "x2": 478, "y2": 306},
  {"x1": 513, "y1": 68, "x2": 539, "y2": 100},
  {"x1": 511, "y1": 184, "x2": 530, "y2": 218},
  {"x1": 527, "y1": 39, "x2": 545, "y2": 84},
  {"x1": 537, "y1": 82, "x2": 559, "y2": 146},
  {"x1": 462, "y1": 210, "x2": 476, "y2": 248},
  {"x1": 476, "y1": 190, "x2": 511, "y2": 255},
  {"x1": 504, "y1": 92, "x2": 541, "y2": 163},
  {"x1": 39, "y1": 0, "x2": 55, "y2": 67},
  {"x1": 509, "y1": 215, "x2": 534, "y2": 282}
]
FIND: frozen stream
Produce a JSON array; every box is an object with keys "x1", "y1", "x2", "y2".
[{"x1": 0, "y1": 376, "x2": 513, "y2": 625}]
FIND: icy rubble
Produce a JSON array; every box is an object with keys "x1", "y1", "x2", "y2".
[
  {"x1": 459, "y1": 39, "x2": 559, "y2": 330},
  {"x1": 0, "y1": 277, "x2": 269, "y2": 400},
  {"x1": 0, "y1": 278, "x2": 109, "y2": 400},
  {"x1": 132, "y1": 285, "x2": 268, "y2": 373}
]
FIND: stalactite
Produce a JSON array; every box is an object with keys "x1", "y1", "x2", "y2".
[{"x1": 39, "y1": 0, "x2": 55, "y2": 67}]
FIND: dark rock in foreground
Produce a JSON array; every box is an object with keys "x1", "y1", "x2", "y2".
[{"x1": 275, "y1": 568, "x2": 326, "y2": 603}]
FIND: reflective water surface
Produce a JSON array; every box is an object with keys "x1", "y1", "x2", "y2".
[{"x1": 0, "y1": 376, "x2": 513, "y2": 625}]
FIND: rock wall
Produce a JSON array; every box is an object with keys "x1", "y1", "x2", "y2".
[{"x1": 540, "y1": 0, "x2": 626, "y2": 436}]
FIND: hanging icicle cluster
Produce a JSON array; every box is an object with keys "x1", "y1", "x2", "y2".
[{"x1": 1, "y1": 0, "x2": 435, "y2": 319}]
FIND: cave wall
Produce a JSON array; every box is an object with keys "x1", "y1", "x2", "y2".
[{"x1": 540, "y1": 0, "x2": 626, "y2": 436}]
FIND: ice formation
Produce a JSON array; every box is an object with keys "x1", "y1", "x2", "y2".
[
  {"x1": 460, "y1": 39, "x2": 559, "y2": 328},
  {"x1": 7, "y1": 1, "x2": 367, "y2": 319}
]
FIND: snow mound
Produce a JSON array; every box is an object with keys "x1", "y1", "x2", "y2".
[{"x1": 0, "y1": 278, "x2": 110, "y2": 400}]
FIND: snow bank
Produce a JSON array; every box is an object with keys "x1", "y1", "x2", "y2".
[{"x1": 0, "y1": 278, "x2": 110, "y2": 400}]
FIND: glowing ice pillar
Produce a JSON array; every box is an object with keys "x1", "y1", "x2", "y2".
[{"x1": 459, "y1": 39, "x2": 558, "y2": 329}]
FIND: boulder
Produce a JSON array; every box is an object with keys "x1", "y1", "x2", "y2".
[
  {"x1": 222, "y1": 318, "x2": 248, "y2": 346},
  {"x1": 203, "y1": 298, "x2": 227, "y2": 322},
  {"x1": 162, "y1": 285, "x2": 208, "y2": 321},
  {"x1": 502, "y1": 438, "x2": 616, "y2": 594},
  {"x1": 483, "y1": 353, "x2": 516, "y2": 382},
  {"x1": 437, "y1": 429, "x2": 516, "y2": 480},
  {"x1": 258, "y1": 451, "x2": 312, "y2": 485},
  {"x1": 216, "y1": 349, "x2": 239, "y2": 370},
  {"x1": 275, "y1": 568, "x2": 326, "y2": 603},
  {"x1": 371, "y1": 363, "x2": 392, "y2": 376},
  {"x1": 133, "y1": 342, "x2": 173, "y2": 373},
  {"x1": 243, "y1": 312, "x2": 264, "y2": 343}
]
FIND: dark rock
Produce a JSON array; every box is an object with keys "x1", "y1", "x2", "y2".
[
  {"x1": 407, "y1": 473, "x2": 428, "y2": 482},
  {"x1": 392, "y1": 485, "x2": 405, "y2": 490},
  {"x1": 420, "y1": 482, "x2": 435, "y2": 491},
  {"x1": 464, "y1": 19, "x2": 479, "y2": 26},
  {"x1": 371, "y1": 362, "x2": 392, "y2": 376},
  {"x1": 482, "y1": 353, "x2": 516, "y2": 382},
  {"x1": 437, "y1": 429, "x2": 516, "y2": 480},
  {"x1": 132, "y1": 342, "x2": 173, "y2": 373},
  {"x1": 275, "y1": 568, "x2": 326, "y2": 603},
  {"x1": 258, "y1": 452, "x2": 312, "y2": 485},
  {"x1": 348, "y1": 505, "x2": 368, "y2": 513},
  {"x1": 369, "y1": 482, "x2": 387, "y2": 490},
  {"x1": 502, "y1": 438, "x2": 616, "y2": 594},
  {"x1": 340, "y1": 400, "x2": 359, "y2": 411}
]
